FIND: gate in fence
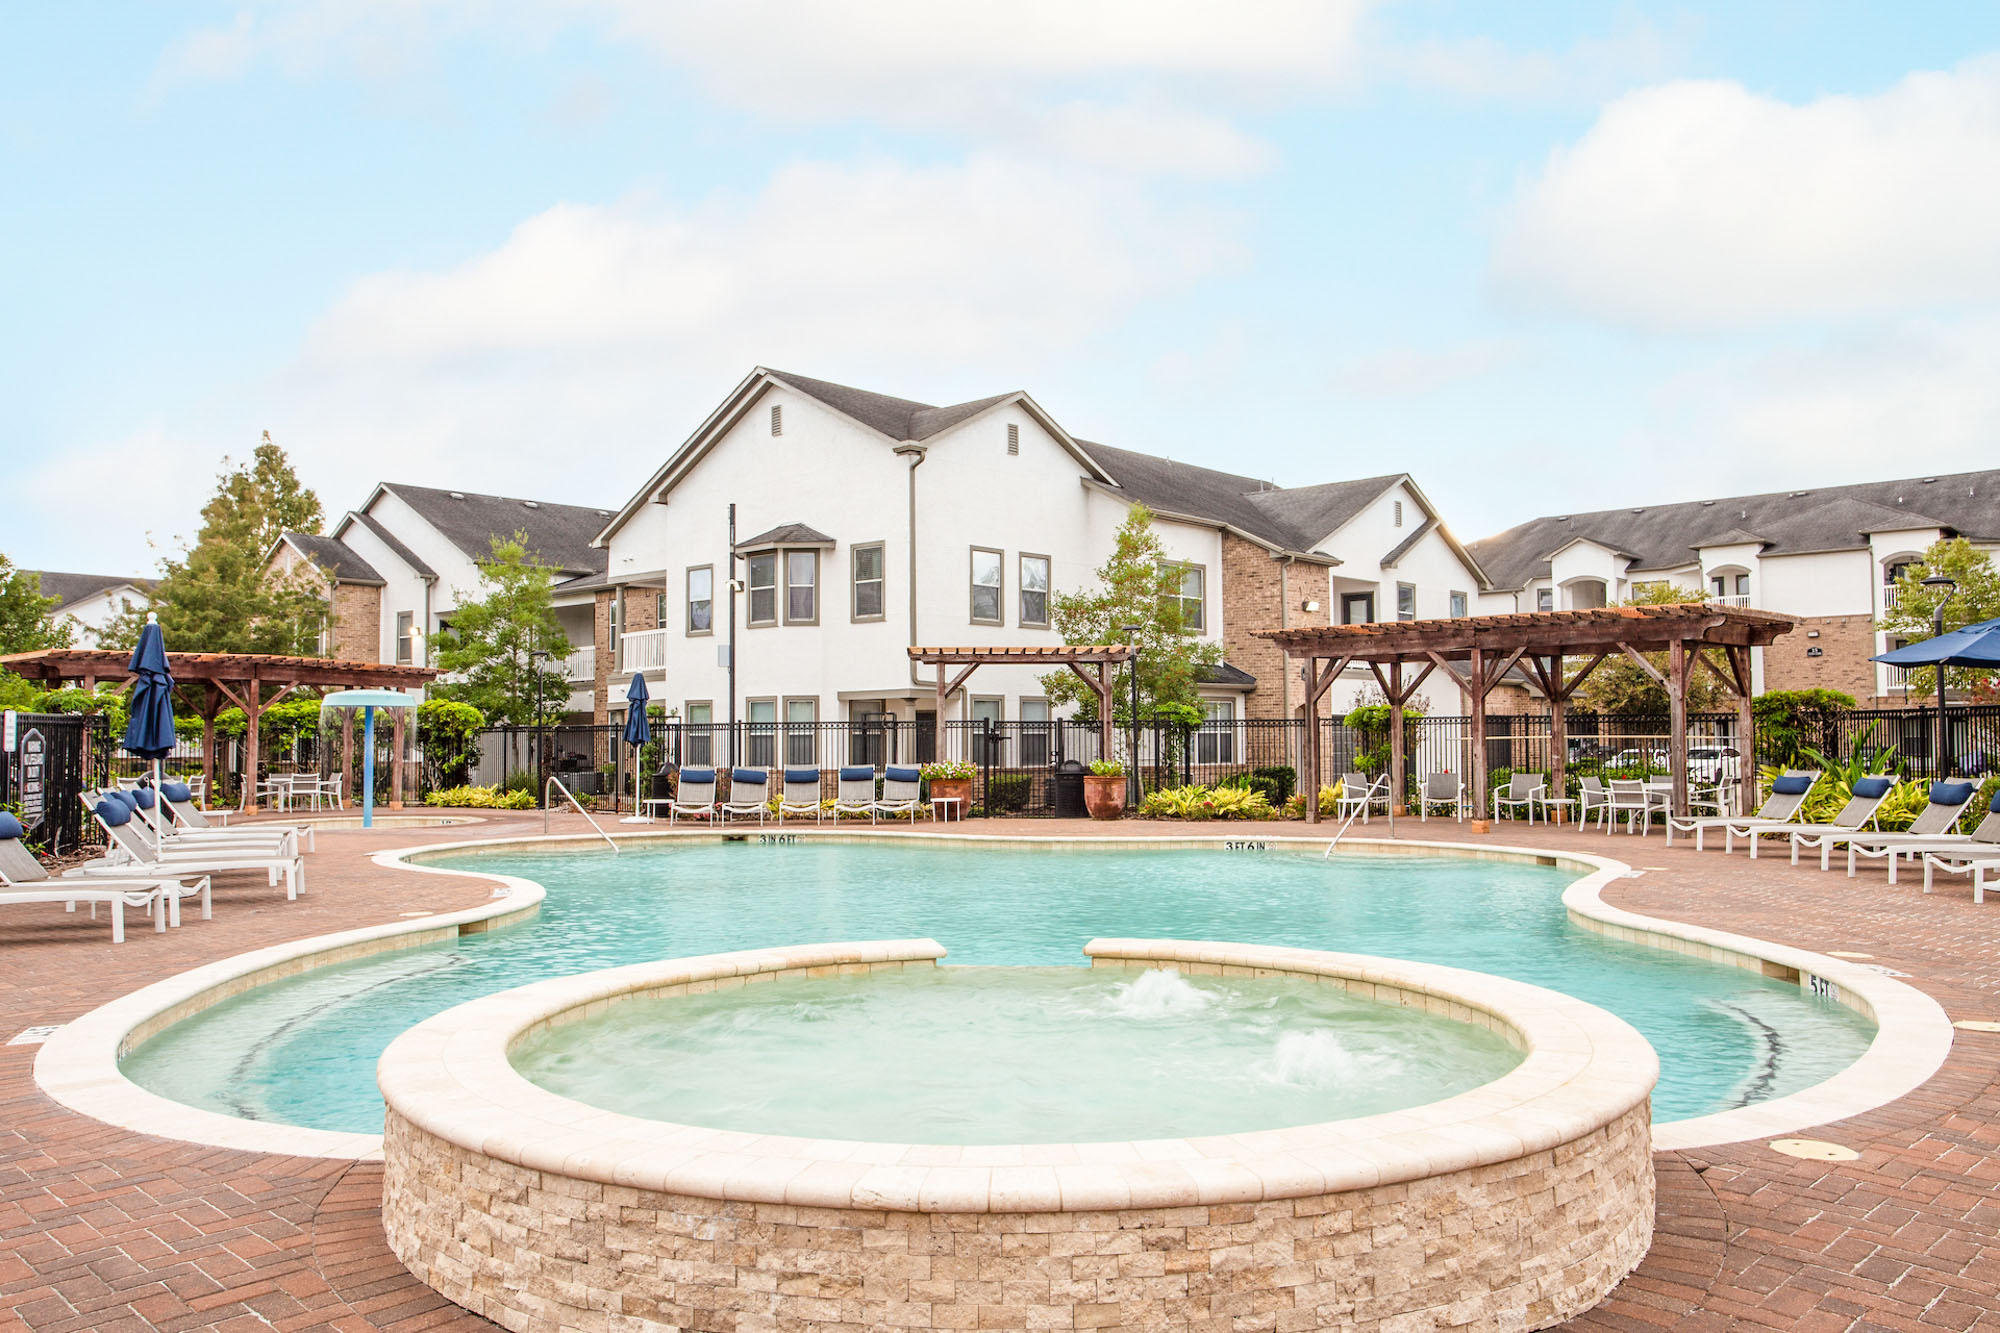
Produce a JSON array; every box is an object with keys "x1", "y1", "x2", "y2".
[{"x1": 0, "y1": 711, "x2": 111, "y2": 852}]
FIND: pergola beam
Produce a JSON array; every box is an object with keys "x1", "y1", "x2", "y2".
[{"x1": 909, "y1": 644, "x2": 1137, "y2": 773}]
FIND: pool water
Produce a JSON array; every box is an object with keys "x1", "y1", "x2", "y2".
[
  {"x1": 508, "y1": 965, "x2": 1526, "y2": 1143},
  {"x1": 121, "y1": 841, "x2": 1875, "y2": 1131}
]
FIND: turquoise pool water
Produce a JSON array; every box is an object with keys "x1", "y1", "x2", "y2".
[
  {"x1": 121, "y1": 841, "x2": 1876, "y2": 1131},
  {"x1": 509, "y1": 965, "x2": 1526, "y2": 1143}
]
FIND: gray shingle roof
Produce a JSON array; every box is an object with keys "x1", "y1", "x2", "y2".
[
  {"x1": 736, "y1": 523, "x2": 836, "y2": 550},
  {"x1": 1198, "y1": 661, "x2": 1257, "y2": 688},
  {"x1": 23, "y1": 571, "x2": 154, "y2": 611},
  {"x1": 1469, "y1": 469, "x2": 2000, "y2": 590},
  {"x1": 380, "y1": 484, "x2": 614, "y2": 578},
  {"x1": 768, "y1": 369, "x2": 1016, "y2": 442},
  {"x1": 347, "y1": 512, "x2": 437, "y2": 579},
  {"x1": 280, "y1": 533, "x2": 383, "y2": 585}
]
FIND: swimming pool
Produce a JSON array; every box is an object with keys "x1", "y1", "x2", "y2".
[{"x1": 122, "y1": 838, "x2": 1874, "y2": 1130}]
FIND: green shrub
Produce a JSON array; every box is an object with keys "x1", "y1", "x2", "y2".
[
  {"x1": 1281, "y1": 785, "x2": 1341, "y2": 819},
  {"x1": 1754, "y1": 688, "x2": 1858, "y2": 766},
  {"x1": 1251, "y1": 765, "x2": 1296, "y2": 804},
  {"x1": 424, "y1": 783, "x2": 535, "y2": 810},
  {"x1": 984, "y1": 773, "x2": 1031, "y2": 813},
  {"x1": 1088, "y1": 759, "x2": 1125, "y2": 776},
  {"x1": 417, "y1": 699, "x2": 485, "y2": 788},
  {"x1": 502, "y1": 769, "x2": 537, "y2": 795},
  {"x1": 1139, "y1": 783, "x2": 1275, "y2": 821}
]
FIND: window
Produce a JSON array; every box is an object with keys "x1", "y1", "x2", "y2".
[
  {"x1": 685, "y1": 701, "x2": 713, "y2": 766},
  {"x1": 1397, "y1": 583, "x2": 1416, "y2": 621},
  {"x1": 1449, "y1": 590, "x2": 1468, "y2": 618},
  {"x1": 784, "y1": 698, "x2": 818, "y2": 767},
  {"x1": 970, "y1": 547, "x2": 1003, "y2": 624},
  {"x1": 851, "y1": 544, "x2": 885, "y2": 621},
  {"x1": 1006, "y1": 423, "x2": 1019, "y2": 455},
  {"x1": 1536, "y1": 587, "x2": 1554, "y2": 612},
  {"x1": 1020, "y1": 699, "x2": 1051, "y2": 767},
  {"x1": 770, "y1": 404, "x2": 783, "y2": 436},
  {"x1": 607, "y1": 592, "x2": 621, "y2": 652},
  {"x1": 1197, "y1": 698, "x2": 1237, "y2": 765},
  {"x1": 746, "y1": 699, "x2": 776, "y2": 767},
  {"x1": 1883, "y1": 559, "x2": 1914, "y2": 609},
  {"x1": 395, "y1": 611, "x2": 413, "y2": 664},
  {"x1": 1019, "y1": 554, "x2": 1050, "y2": 627},
  {"x1": 686, "y1": 566, "x2": 713, "y2": 634},
  {"x1": 1163, "y1": 562, "x2": 1205, "y2": 631},
  {"x1": 785, "y1": 550, "x2": 818, "y2": 624},
  {"x1": 747, "y1": 553, "x2": 777, "y2": 625},
  {"x1": 1340, "y1": 592, "x2": 1374, "y2": 624},
  {"x1": 1393, "y1": 500, "x2": 1404, "y2": 528},
  {"x1": 654, "y1": 589, "x2": 666, "y2": 630}
]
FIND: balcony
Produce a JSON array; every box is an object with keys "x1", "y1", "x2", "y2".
[
  {"x1": 1712, "y1": 594, "x2": 1751, "y2": 609},
  {"x1": 620, "y1": 628, "x2": 671, "y2": 674},
  {"x1": 559, "y1": 645, "x2": 595, "y2": 682}
]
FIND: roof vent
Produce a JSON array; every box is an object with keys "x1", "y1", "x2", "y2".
[
  {"x1": 1700, "y1": 500, "x2": 1715, "y2": 506},
  {"x1": 1923, "y1": 477, "x2": 1938, "y2": 483},
  {"x1": 448, "y1": 491, "x2": 465, "y2": 500},
  {"x1": 1630, "y1": 508, "x2": 1644, "y2": 514},
  {"x1": 1007, "y1": 423, "x2": 1019, "y2": 456},
  {"x1": 522, "y1": 500, "x2": 540, "y2": 508},
  {"x1": 1739, "y1": 509, "x2": 1748, "y2": 519},
  {"x1": 1555, "y1": 515, "x2": 1570, "y2": 521}
]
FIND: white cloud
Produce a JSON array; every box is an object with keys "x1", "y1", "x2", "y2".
[
  {"x1": 1493, "y1": 58, "x2": 2000, "y2": 329},
  {"x1": 1386, "y1": 24, "x2": 1682, "y2": 104},
  {"x1": 1335, "y1": 338, "x2": 1524, "y2": 397}
]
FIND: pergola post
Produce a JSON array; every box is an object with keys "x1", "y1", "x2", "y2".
[
  {"x1": 1667, "y1": 639, "x2": 1690, "y2": 818},
  {"x1": 341, "y1": 711, "x2": 355, "y2": 810},
  {"x1": 1303, "y1": 657, "x2": 1321, "y2": 825},
  {"x1": 1469, "y1": 646, "x2": 1488, "y2": 822},
  {"x1": 1732, "y1": 649, "x2": 1757, "y2": 815},
  {"x1": 242, "y1": 674, "x2": 261, "y2": 812},
  {"x1": 1546, "y1": 654, "x2": 1567, "y2": 823},
  {"x1": 390, "y1": 707, "x2": 408, "y2": 810},
  {"x1": 935, "y1": 662, "x2": 949, "y2": 762},
  {"x1": 1388, "y1": 661, "x2": 1406, "y2": 815}
]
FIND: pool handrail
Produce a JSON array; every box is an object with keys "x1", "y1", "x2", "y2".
[{"x1": 544, "y1": 776, "x2": 618, "y2": 853}]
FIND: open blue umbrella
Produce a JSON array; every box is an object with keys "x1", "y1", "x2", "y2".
[
  {"x1": 122, "y1": 618, "x2": 178, "y2": 787},
  {"x1": 1873, "y1": 615, "x2": 2000, "y2": 670}
]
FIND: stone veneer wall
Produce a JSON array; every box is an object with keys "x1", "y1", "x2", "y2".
[{"x1": 383, "y1": 1100, "x2": 1652, "y2": 1333}]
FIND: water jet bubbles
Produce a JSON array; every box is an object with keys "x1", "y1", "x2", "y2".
[{"x1": 1106, "y1": 968, "x2": 1215, "y2": 1018}]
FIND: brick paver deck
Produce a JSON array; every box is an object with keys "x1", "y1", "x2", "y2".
[{"x1": 3, "y1": 812, "x2": 1996, "y2": 1331}]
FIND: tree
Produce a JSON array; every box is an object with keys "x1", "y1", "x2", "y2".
[
  {"x1": 1040, "y1": 505, "x2": 1222, "y2": 720},
  {"x1": 0, "y1": 555, "x2": 72, "y2": 654},
  {"x1": 1879, "y1": 538, "x2": 2000, "y2": 698},
  {"x1": 1752, "y1": 688, "x2": 1858, "y2": 766},
  {"x1": 430, "y1": 536, "x2": 571, "y2": 726},
  {"x1": 106, "y1": 433, "x2": 329, "y2": 654},
  {"x1": 1572, "y1": 584, "x2": 1729, "y2": 715}
]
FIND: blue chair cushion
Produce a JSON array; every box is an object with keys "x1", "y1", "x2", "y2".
[
  {"x1": 1991, "y1": 789, "x2": 2000, "y2": 814},
  {"x1": 1851, "y1": 776, "x2": 1893, "y2": 799},
  {"x1": 1931, "y1": 781, "x2": 1974, "y2": 806},
  {"x1": 95, "y1": 799, "x2": 131, "y2": 827},
  {"x1": 131, "y1": 787, "x2": 157, "y2": 809},
  {"x1": 885, "y1": 766, "x2": 922, "y2": 784},
  {"x1": 731, "y1": 768, "x2": 768, "y2": 786},
  {"x1": 162, "y1": 781, "x2": 192, "y2": 802},
  {"x1": 784, "y1": 768, "x2": 820, "y2": 785},
  {"x1": 1771, "y1": 775, "x2": 1813, "y2": 796},
  {"x1": 105, "y1": 788, "x2": 137, "y2": 809},
  {"x1": 838, "y1": 766, "x2": 875, "y2": 782},
  {"x1": 678, "y1": 767, "x2": 716, "y2": 784},
  {"x1": 0, "y1": 812, "x2": 22, "y2": 840}
]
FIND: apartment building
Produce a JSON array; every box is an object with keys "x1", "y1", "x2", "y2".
[
  {"x1": 585, "y1": 367, "x2": 1492, "y2": 744},
  {"x1": 1469, "y1": 469, "x2": 2000, "y2": 703},
  {"x1": 26, "y1": 571, "x2": 154, "y2": 647}
]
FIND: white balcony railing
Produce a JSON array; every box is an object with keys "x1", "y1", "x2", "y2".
[
  {"x1": 620, "y1": 628, "x2": 671, "y2": 673},
  {"x1": 1712, "y1": 594, "x2": 1751, "y2": 609},
  {"x1": 559, "y1": 645, "x2": 595, "y2": 682}
]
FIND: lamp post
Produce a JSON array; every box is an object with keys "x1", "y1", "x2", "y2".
[
  {"x1": 1118, "y1": 624, "x2": 1142, "y2": 808},
  {"x1": 530, "y1": 649, "x2": 552, "y2": 806},
  {"x1": 1922, "y1": 574, "x2": 1957, "y2": 778}
]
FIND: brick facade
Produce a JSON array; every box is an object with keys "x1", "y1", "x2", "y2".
[
  {"x1": 592, "y1": 589, "x2": 615, "y2": 725},
  {"x1": 1219, "y1": 533, "x2": 1333, "y2": 720},
  {"x1": 1760, "y1": 614, "x2": 1882, "y2": 703},
  {"x1": 330, "y1": 583, "x2": 381, "y2": 662}
]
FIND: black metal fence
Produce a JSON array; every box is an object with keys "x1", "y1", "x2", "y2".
[
  {"x1": 1787, "y1": 704, "x2": 2000, "y2": 779},
  {"x1": 0, "y1": 712, "x2": 112, "y2": 852}
]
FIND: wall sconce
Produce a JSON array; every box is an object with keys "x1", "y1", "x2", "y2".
[
  {"x1": 1302, "y1": 600, "x2": 1321, "y2": 613},
  {"x1": 1806, "y1": 629, "x2": 1820, "y2": 639}
]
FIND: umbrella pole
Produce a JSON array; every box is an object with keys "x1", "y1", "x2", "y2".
[{"x1": 362, "y1": 706, "x2": 376, "y2": 830}]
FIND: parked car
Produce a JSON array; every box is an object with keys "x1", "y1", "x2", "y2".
[
  {"x1": 1687, "y1": 746, "x2": 1741, "y2": 785},
  {"x1": 1607, "y1": 748, "x2": 1668, "y2": 771}
]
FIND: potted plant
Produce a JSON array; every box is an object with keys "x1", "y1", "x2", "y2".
[
  {"x1": 1083, "y1": 759, "x2": 1127, "y2": 819},
  {"x1": 920, "y1": 760, "x2": 974, "y2": 815}
]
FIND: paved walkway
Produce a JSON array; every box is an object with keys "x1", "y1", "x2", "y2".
[{"x1": 1, "y1": 812, "x2": 1996, "y2": 1331}]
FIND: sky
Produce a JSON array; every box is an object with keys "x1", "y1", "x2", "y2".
[{"x1": 6, "y1": 2, "x2": 2000, "y2": 576}]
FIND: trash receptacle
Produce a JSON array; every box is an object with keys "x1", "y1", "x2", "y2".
[{"x1": 1053, "y1": 759, "x2": 1087, "y2": 819}]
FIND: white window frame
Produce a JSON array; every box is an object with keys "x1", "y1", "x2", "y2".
[
  {"x1": 1019, "y1": 552, "x2": 1050, "y2": 628},
  {"x1": 851, "y1": 542, "x2": 886, "y2": 623},
  {"x1": 746, "y1": 552, "x2": 778, "y2": 626},
  {"x1": 1163, "y1": 561, "x2": 1205, "y2": 632},
  {"x1": 686, "y1": 565, "x2": 713, "y2": 636},
  {"x1": 970, "y1": 547, "x2": 1004, "y2": 625},
  {"x1": 785, "y1": 549, "x2": 819, "y2": 625}
]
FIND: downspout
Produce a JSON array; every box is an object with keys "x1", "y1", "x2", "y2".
[
  {"x1": 1278, "y1": 555, "x2": 1292, "y2": 722},
  {"x1": 897, "y1": 442, "x2": 929, "y2": 691}
]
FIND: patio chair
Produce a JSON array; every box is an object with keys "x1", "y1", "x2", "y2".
[
  {"x1": 1334, "y1": 773, "x2": 1386, "y2": 825},
  {"x1": 1664, "y1": 769, "x2": 1819, "y2": 854},
  {"x1": 1827, "y1": 780, "x2": 1979, "y2": 878},
  {"x1": 69, "y1": 796, "x2": 305, "y2": 900},
  {"x1": 1416, "y1": 772, "x2": 1462, "y2": 822},
  {"x1": 122, "y1": 785, "x2": 302, "y2": 857},
  {"x1": 720, "y1": 768, "x2": 770, "y2": 824},
  {"x1": 833, "y1": 766, "x2": 878, "y2": 822},
  {"x1": 0, "y1": 812, "x2": 209, "y2": 942},
  {"x1": 1909, "y1": 793, "x2": 2000, "y2": 894},
  {"x1": 876, "y1": 766, "x2": 923, "y2": 822},
  {"x1": 156, "y1": 780, "x2": 315, "y2": 850},
  {"x1": 1577, "y1": 777, "x2": 1610, "y2": 830},
  {"x1": 1605, "y1": 780, "x2": 1652, "y2": 835},
  {"x1": 1493, "y1": 774, "x2": 1544, "y2": 824},
  {"x1": 778, "y1": 768, "x2": 824, "y2": 823},
  {"x1": 1784, "y1": 777, "x2": 1897, "y2": 868},
  {"x1": 666, "y1": 767, "x2": 717, "y2": 824}
]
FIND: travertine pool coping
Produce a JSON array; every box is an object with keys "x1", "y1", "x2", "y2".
[
  {"x1": 378, "y1": 937, "x2": 1658, "y2": 1211},
  {"x1": 34, "y1": 828, "x2": 1954, "y2": 1159}
]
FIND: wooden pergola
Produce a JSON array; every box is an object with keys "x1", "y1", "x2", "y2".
[
  {"x1": 1259, "y1": 605, "x2": 1798, "y2": 824},
  {"x1": 908, "y1": 645, "x2": 1136, "y2": 762},
  {"x1": 0, "y1": 649, "x2": 437, "y2": 809}
]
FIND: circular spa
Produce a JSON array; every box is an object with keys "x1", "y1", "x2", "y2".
[{"x1": 379, "y1": 938, "x2": 1659, "y2": 1333}]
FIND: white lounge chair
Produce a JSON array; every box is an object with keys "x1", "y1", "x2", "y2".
[
  {"x1": 1665, "y1": 769, "x2": 1819, "y2": 854},
  {"x1": 156, "y1": 780, "x2": 315, "y2": 849},
  {"x1": 1783, "y1": 777, "x2": 1896, "y2": 868},
  {"x1": 876, "y1": 766, "x2": 923, "y2": 822},
  {"x1": 1493, "y1": 774, "x2": 1543, "y2": 824},
  {"x1": 1869, "y1": 791, "x2": 2000, "y2": 887},
  {"x1": 111, "y1": 787, "x2": 302, "y2": 857},
  {"x1": 721, "y1": 768, "x2": 769, "y2": 824},
  {"x1": 1416, "y1": 772, "x2": 1462, "y2": 822},
  {"x1": 0, "y1": 812, "x2": 209, "y2": 941},
  {"x1": 1334, "y1": 773, "x2": 1386, "y2": 825},
  {"x1": 778, "y1": 768, "x2": 824, "y2": 823},
  {"x1": 833, "y1": 766, "x2": 878, "y2": 822},
  {"x1": 1835, "y1": 781, "x2": 1980, "y2": 880},
  {"x1": 69, "y1": 797, "x2": 305, "y2": 900},
  {"x1": 666, "y1": 767, "x2": 717, "y2": 823}
]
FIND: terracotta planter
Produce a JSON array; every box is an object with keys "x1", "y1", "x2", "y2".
[
  {"x1": 1082, "y1": 773, "x2": 1126, "y2": 820},
  {"x1": 928, "y1": 777, "x2": 972, "y2": 815}
]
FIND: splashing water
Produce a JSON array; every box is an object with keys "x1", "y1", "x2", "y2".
[
  {"x1": 1264, "y1": 1030, "x2": 1366, "y2": 1089},
  {"x1": 1106, "y1": 968, "x2": 1214, "y2": 1019}
]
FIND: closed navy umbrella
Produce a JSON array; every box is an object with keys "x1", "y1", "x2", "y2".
[
  {"x1": 122, "y1": 618, "x2": 178, "y2": 786},
  {"x1": 623, "y1": 672, "x2": 652, "y2": 749}
]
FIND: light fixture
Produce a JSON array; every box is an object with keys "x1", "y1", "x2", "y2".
[{"x1": 1302, "y1": 600, "x2": 1320, "y2": 613}]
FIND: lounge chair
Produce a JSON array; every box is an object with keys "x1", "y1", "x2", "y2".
[
  {"x1": 721, "y1": 768, "x2": 769, "y2": 824},
  {"x1": 1416, "y1": 772, "x2": 1462, "y2": 822},
  {"x1": 778, "y1": 767, "x2": 824, "y2": 823},
  {"x1": 876, "y1": 766, "x2": 922, "y2": 822},
  {"x1": 666, "y1": 767, "x2": 717, "y2": 823},
  {"x1": 1334, "y1": 773, "x2": 1386, "y2": 824},
  {"x1": 1866, "y1": 791, "x2": 2000, "y2": 888},
  {"x1": 1493, "y1": 774, "x2": 1543, "y2": 824},
  {"x1": 833, "y1": 766, "x2": 878, "y2": 822},
  {"x1": 157, "y1": 780, "x2": 315, "y2": 850},
  {"x1": 1835, "y1": 781, "x2": 1980, "y2": 879},
  {"x1": 1784, "y1": 777, "x2": 1896, "y2": 868},
  {"x1": 69, "y1": 797, "x2": 305, "y2": 900},
  {"x1": 0, "y1": 812, "x2": 209, "y2": 942},
  {"x1": 114, "y1": 786, "x2": 301, "y2": 857},
  {"x1": 1664, "y1": 769, "x2": 1819, "y2": 853}
]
